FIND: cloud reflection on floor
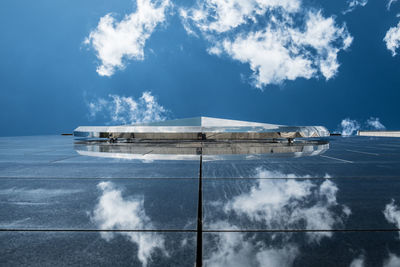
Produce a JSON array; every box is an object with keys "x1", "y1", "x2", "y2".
[
  {"x1": 204, "y1": 167, "x2": 351, "y2": 267},
  {"x1": 90, "y1": 182, "x2": 167, "y2": 267}
]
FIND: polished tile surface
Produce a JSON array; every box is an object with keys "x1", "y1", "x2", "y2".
[
  {"x1": 0, "y1": 232, "x2": 196, "y2": 267},
  {"x1": 1, "y1": 135, "x2": 400, "y2": 266}
]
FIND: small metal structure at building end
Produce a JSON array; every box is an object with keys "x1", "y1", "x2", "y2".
[{"x1": 357, "y1": 130, "x2": 400, "y2": 138}]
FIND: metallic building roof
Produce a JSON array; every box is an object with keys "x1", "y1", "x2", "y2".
[{"x1": 74, "y1": 117, "x2": 330, "y2": 139}]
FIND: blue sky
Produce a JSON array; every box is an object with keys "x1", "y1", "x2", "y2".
[{"x1": 0, "y1": 0, "x2": 399, "y2": 136}]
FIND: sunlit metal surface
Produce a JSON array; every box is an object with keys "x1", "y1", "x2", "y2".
[
  {"x1": 358, "y1": 130, "x2": 400, "y2": 137},
  {"x1": 74, "y1": 117, "x2": 330, "y2": 139}
]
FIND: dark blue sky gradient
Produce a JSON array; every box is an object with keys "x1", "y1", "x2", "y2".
[{"x1": 0, "y1": 0, "x2": 399, "y2": 136}]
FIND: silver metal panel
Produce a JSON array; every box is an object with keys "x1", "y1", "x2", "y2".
[
  {"x1": 73, "y1": 117, "x2": 329, "y2": 140},
  {"x1": 358, "y1": 130, "x2": 400, "y2": 137}
]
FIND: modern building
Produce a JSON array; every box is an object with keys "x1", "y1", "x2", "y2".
[{"x1": 1, "y1": 117, "x2": 400, "y2": 266}]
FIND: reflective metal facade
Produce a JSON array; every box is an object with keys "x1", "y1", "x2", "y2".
[
  {"x1": 74, "y1": 117, "x2": 330, "y2": 139},
  {"x1": 2, "y1": 133, "x2": 400, "y2": 266}
]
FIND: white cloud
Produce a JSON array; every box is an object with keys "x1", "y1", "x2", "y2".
[
  {"x1": 204, "y1": 227, "x2": 299, "y2": 267},
  {"x1": 88, "y1": 91, "x2": 168, "y2": 125},
  {"x1": 340, "y1": 118, "x2": 360, "y2": 136},
  {"x1": 384, "y1": 199, "x2": 400, "y2": 236},
  {"x1": 384, "y1": 253, "x2": 400, "y2": 267},
  {"x1": 204, "y1": 167, "x2": 350, "y2": 265},
  {"x1": 351, "y1": 251, "x2": 400, "y2": 267},
  {"x1": 349, "y1": 254, "x2": 365, "y2": 267},
  {"x1": 255, "y1": 245, "x2": 299, "y2": 267},
  {"x1": 339, "y1": 117, "x2": 386, "y2": 135},
  {"x1": 90, "y1": 181, "x2": 166, "y2": 267},
  {"x1": 209, "y1": 168, "x2": 349, "y2": 242},
  {"x1": 180, "y1": 0, "x2": 301, "y2": 34},
  {"x1": 85, "y1": 0, "x2": 170, "y2": 76},
  {"x1": 384, "y1": 22, "x2": 400, "y2": 56},
  {"x1": 180, "y1": 0, "x2": 352, "y2": 88},
  {"x1": 388, "y1": 0, "x2": 399, "y2": 10},
  {"x1": 219, "y1": 27, "x2": 316, "y2": 88},
  {"x1": 383, "y1": 200, "x2": 400, "y2": 267},
  {"x1": 350, "y1": 200, "x2": 400, "y2": 267},
  {"x1": 366, "y1": 117, "x2": 386, "y2": 130},
  {"x1": 343, "y1": 0, "x2": 368, "y2": 15}
]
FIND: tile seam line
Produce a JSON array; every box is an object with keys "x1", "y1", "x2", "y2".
[
  {"x1": 1, "y1": 229, "x2": 400, "y2": 233},
  {"x1": 195, "y1": 146, "x2": 203, "y2": 267},
  {"x1": 1, "y1": 177, "x2": 400, "y2": 180}
]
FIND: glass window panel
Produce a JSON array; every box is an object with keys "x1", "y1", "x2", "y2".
[
  {"x1": 203, "y1": 231, "x2": 400, "y2": 267},
  {"x1": 203, "y1": 178, "x2": 400, "y2": 230},
  {"x1": 0, "y1": 136, "x2": 201, "y2": 178},
  {"x1": 203, "y1": 137, "x2": 400, "y2": 178},
  {"x1": 0, "y1": 232, "x2": 195, "y2": 266},
  {"x1": 0, "y1": 178, "x2": 198, "y2": 230},
  {"x1": 0, "y1": 161, "x2": 200, "y2": 179}
]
